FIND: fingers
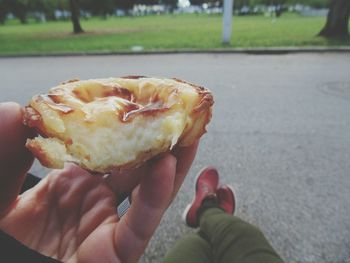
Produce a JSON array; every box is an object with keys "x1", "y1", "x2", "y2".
[
  {"x1": 114, "y1": 153, "x2": 177, "y2": 263},
  {"x1": 0, "y1": 102, "x2": 35, "y2": 215},
  {"x1": 171, "y1": 140, "x2": 199, "y2": 201},
  {"x1": 104, "y1": 163, "x2": 150, "y2": 203},
  {"x1": 105, "y1": 140, "x2": 199, "y2": 205}
]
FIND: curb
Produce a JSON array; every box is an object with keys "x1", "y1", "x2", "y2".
[{"x1": 1, "y1": 47, "x2": 350, "y2": 57}]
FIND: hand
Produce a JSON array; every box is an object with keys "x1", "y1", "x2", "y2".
[{"x1": 0, "y1": 102, "x2": 199, "y2": 263}]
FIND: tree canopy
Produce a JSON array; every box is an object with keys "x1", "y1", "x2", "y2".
[{"x1": 0, "y1": 0, "x2": 185, "y2": 24}]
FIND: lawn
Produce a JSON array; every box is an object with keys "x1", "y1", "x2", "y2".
[{"x1": 0, "y1": 13, "x2": 349, "y2": 55}]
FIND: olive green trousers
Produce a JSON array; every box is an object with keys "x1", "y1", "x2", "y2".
[{"x1": 162, "y1": 208, "x2": 284, "y2": 263}]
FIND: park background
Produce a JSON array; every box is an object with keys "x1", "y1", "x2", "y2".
[
  {"x1": 1, "y1": 1, "x2": 350, "y2": 263},
  {"x1": 0, "y1": 0, "x2": 349, "y2": 55}
]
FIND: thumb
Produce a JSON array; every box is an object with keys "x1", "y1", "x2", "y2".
[{"x1": 0, "y1": 102, "x2": 34, "y2": 215}]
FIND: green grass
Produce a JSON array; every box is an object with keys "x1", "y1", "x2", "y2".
[{"x1": 0, "y1": 13, "x2": 349, "y2": 55}]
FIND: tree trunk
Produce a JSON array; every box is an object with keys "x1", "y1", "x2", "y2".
[
  {"x1": 69, "y1": 0, "x2": 84, "y2": 34},
  {"x1": 0, "y1": 3, "x2": 7, "y2": 24},
  {"x1": 0, "y1": 12, "x2": 6, "y2": 25},
  {"x1": 275, "y1": 5, "x2": 282, "y2": 17},
  {"x1": 318, "y1": 0, "x2": 350, "y2": 39},
  {"x1": 18, "y1": 13, "x2": 27, "y2": 24}
]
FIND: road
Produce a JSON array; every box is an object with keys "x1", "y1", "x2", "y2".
[{"x1": 1, "y1": 53, "x2": 349, "y2": 263}]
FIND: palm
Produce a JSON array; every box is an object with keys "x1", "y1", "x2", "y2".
[
  {"x1": 1, "y1": 167, "x2": 123, "y2": 262},
  {"x1": 0, "y1": 103, "x2": 199, "y2": 263}
]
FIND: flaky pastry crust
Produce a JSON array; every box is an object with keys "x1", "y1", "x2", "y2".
[{"x1": 24, "y1": 76, "x2": 213, "y2": 173}]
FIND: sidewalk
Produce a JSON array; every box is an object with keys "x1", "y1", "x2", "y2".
[{"x1": 1, "y1": 46, "x2": 350, "y2": 58}]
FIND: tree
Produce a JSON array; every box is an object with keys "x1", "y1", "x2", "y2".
[
  {"x1": 29, "y1": 0, "x2": 57, "y2": 21},
  {"x1": 189, "y1": 0, "x2": 224, "y2": 7},
  {"x1": 318, "y1": 0, "x2": 350, "y2": 39},
  {"x1": 115, "y1": 0, "x2": 136, "y2": 14},
  {"x1": 300, "y1": 0, "x2": 328, "y2": 8},
  {"x1": 0, "y1": 0, "x2": 9, "y2": 24},
  {"x1": 234, "y1": 0, "x2": 249, "y2": 10},
  {"x1": 57, "y1": 0, "x2": 69, "y2": 11},
  {"x1": 81, "y1": 0, "x2": 116, "y2": 17},
  {"x1": 257, "y1": 0, "x2": 287, "y2": 17},
  {"x1": 9, "y1": 0, "x2": 30, "y2": 24},
  {"x1": 136, "y1": 0, "x2": 159, "y2": 4},
  {"x1": 189, "y1": 0, "x2": 204, "y2": 5},
  {"x1": 69, "y1": 0, "x2": 84, "y2": 33},
  {"x1": 161, "y1": 0, "x2": 178, "y2": 11}
]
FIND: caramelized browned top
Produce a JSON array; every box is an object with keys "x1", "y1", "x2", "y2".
[
  {"x1": 41, "y1": 95, "x2": 74, "y2": 114},
  {"x1": 123, "y1": 101, "x2": 170, "y2": 122},
  {"x1": 34, "y1": 80, "x2": 179, "y2": 125},
  {"x1": 72, "y1": 85, "x2": 135, "y2": 103},
  {"x1": 121, "y1": 75, "x2": 146, "y2": 79},
  {"x1": 28, "y1": 77, "x2": 213, "y2": 130}
]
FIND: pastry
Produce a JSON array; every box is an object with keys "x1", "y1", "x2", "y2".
[{"x1": 24, "y1": 76, "x2": 213, "y2": 173}]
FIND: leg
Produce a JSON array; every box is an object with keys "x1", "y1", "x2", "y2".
[
  {"x1": 181, "y1": 167, "x2": 283, "y2": 263},
  {"x1": 161, "y1": 232, "x2": 212, "y2": 263},
  {"x1": 199, "y1": 208, "x2": 284, "y2": 263}
]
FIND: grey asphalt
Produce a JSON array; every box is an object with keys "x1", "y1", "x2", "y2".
[{"x1": 1, "y1": 53, "x2": 349, "y2": 263}]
